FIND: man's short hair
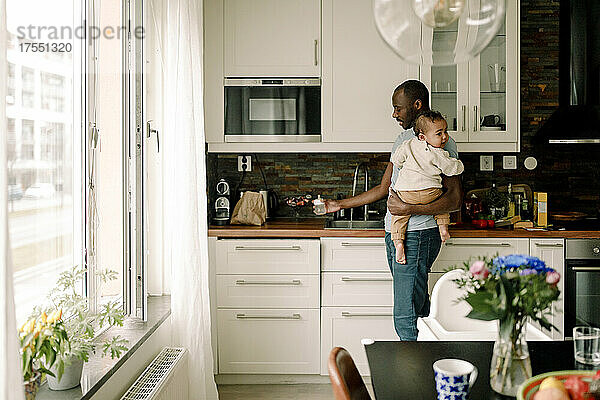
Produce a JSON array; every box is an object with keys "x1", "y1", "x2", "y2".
[
  {"x1": 414, "y1": 110, "x2": 445, "y2": 136},
  {"x1": 394, "y1": 80, "x2": 430, "y2": 109}
]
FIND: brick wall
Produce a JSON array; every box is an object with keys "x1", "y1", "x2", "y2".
[{"x1": 207, "y1": 0, "x2": 600, "y2": 219}]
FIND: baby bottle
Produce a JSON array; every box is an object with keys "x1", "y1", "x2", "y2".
[{"x1": 313, "y1": 195, "x2": 326, "y2": 215}]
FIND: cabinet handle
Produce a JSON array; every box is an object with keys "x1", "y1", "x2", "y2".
[
  {"x1": 534, "y1": 243, "x2": 564, "y2": 248},
  {"x1": 314, "y1": 39, "x2": 318, "y2": 66},
  {"x1": 235, "y1": 279, "x2": 301, "y2": 286},
  {"x1": 473, "y1": 105, "x2": 478, "y2": 131},
  {"x1": 341, "y1": 242, "x2": 385, "y2": 247},
  {"x1": 462, "y1": 105, "x2": 466, "y2": 131},
  {"x1": 341, "y1": 276, "x2": 392, "y2": 282},
  {"x1": 234, "y1": 245, "x2": 301, "y2": 251},
  {"x1": 341, "y1": 311, "x2": 393, "y2": 317},
  {"x1": 236, "y1": 313, "x2": 302, "y2": 320},
  {"x1": 572, "y1": 267, "x2": 600, "y2": 272},
  {"x1": 445, "y1": 242, "x2": 511, "y2": 247}
]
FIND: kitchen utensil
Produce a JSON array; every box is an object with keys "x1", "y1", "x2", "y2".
[
  {"x1": 212, "y1": 178, "x2": 231, "y2": 225},
  {"x1": 481, "y1": 114, "x2": 501, "y2": 126},
  {"x1": 487, "y1": 63, "x2": 506, "y2": 92},
  {"x1": 550, "y1": 211, "x2": 588, "y2": 222},
  {"x1": 573, "y1": 326, "x2": 600, "y2": 365},
  {"x1": 518, "y1": 370, "x2": 597, "y2": 400},
  {"x1": 433, "y1": 359, "x2": 477, "y2": 400}
]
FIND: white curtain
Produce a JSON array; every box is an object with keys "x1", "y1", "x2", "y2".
[
  {"x1": 0, "y1": 0, "x2": 25, "y2": 397},
  {"x1": 152, "y1": 0, "x2": 218, "y2": 397}
]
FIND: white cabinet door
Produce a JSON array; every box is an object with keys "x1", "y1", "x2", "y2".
[
  {"x1": 321, "y1": 237, "x2": 389, "y2": 272},
  {"x1": 216, "y1": 239, "x2": 320, "y2": 274},
  {"x1": 218, "y1": 309, "x2": 320, "y2": 374},
  {"x1": 529, "y1": 239, "x2": 565, "y2": 340},
  {"x1": 321, "y1": 307, "x2": 397, "y2": 375},
  {"x1": 321, "y1": 272, "x2": 393, "y2": 307},
  {"x1": 217, "y1": 274, "x2": 320, "y2": 309},
  {"x1": 431, "y1": 238, "x2": 529, "y2": 272},
  {"x1": 224, "y1": 0, "x2": 320, "y2": 77},
  {"x1": 322, "y1": 0, "x2": 419, "y2": 143}
]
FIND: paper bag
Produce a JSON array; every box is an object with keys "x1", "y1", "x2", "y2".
[{"x1": 230, "y1": 191, "x2": 266, "y2": 226}]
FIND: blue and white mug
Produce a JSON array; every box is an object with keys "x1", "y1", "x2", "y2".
[{"x1": 433, "y1": 358, "x2": 478, "y2": 400}]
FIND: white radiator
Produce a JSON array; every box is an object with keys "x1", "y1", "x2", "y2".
[{"x1": 121, "y1": 347, "x2": 189, "y2": 400}]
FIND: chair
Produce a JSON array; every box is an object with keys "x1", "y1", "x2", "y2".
[{"x1": 327, "y1": 347, "x2": 372, "y2": 400}]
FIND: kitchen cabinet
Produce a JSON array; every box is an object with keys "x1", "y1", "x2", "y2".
[
  {"x1": 430, "y1": 238, "x2": 530, "y2": 290},
  {"x1": 420, "y1": 0, "x2": 520, "y2": 152},
  {"x1": 321, "y1": 0, "x2": 419, "y2": 143},
  {"x1": 223, "y1": 0, "x2": 321, "y2": 77},
  {"x1": 320, "y1": 237, "x2": 397, "y2": 375},
  {"x1": 529, "y1": 239, "x2": 565, "y2": 340},
  {"x1": 215, "y1": 239, "x2": 320, "y2": 374}
]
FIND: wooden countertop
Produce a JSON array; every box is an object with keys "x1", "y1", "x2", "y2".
[{"x1": 208, "y1": 218, "x2": 600, "y2": 238}]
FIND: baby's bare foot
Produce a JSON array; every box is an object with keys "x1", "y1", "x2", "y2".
[
  {"x1": 439, "y1": 225, "x2": 451, "y2": 242},
  {"x1": 393, "y1": 240, "x2": 406, "y2": 264}
]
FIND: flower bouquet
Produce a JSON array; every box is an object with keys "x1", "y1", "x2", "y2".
[{"x1": 452, "y1": 254, "x2": 561, "y2": 396}]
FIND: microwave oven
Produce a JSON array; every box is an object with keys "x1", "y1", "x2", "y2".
[{"x1": 224, "y1": 78, "x2": 321, "y2": 142}]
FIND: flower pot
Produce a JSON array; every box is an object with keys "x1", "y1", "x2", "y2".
[
  {"x1": 47, "y1": 356, "x2": 83, "y2": 391},
  {"x1": 490, "y1": 318, "x2": 532, "y2": 396},
  {"x1": 24, "y1": 371, "x2": 42, "y2": 400}
]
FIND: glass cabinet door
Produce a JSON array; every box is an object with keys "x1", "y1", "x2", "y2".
[
  {"x1": 469, "y1": 1, "x2": 518, "y2": 143},
  {"x1": 423, "y1": 21, "x2": 470, "y2": 142}
]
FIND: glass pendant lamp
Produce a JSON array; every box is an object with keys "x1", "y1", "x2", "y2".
[{"x1": 373, "y1": 0, "x2": 506, "y2": 65}]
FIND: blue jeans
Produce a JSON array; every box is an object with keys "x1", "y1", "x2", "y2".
[{"x1": 385, "y1": 228, "x2": 442, "y2": 341}]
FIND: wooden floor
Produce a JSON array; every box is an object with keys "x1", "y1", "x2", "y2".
[{"x1": 217, "y1": 384, "x2": 375, "y2": 399}]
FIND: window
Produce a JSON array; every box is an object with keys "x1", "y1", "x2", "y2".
[
  {"x1": 7, "y1": 63, "x2": 16, "y2": 104},
  {"x1": 7, "y1": 0, "x2": 83, "y2": 325},
  {"x1": 21, "y1": 67, "x2": 35, "y2": 108},
  {"x1": 41, "y1": 73, "x2": 66, "y2": 112}
]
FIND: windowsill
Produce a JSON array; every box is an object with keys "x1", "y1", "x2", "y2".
[{"x1": 36, "y1": 295, "x2": 171, "y2": 400}]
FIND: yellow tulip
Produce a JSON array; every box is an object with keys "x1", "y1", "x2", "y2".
[
  {"x1": 47, "y1": 309, "x2": 63, "y2": 324},
  {"x1": 40, "y1": 312, "x2": 47, "y2": 324}
]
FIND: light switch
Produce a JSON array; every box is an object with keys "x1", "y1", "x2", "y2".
[
  {"x1": 480, "y1": 155, "x2": 493, "y2": 171},
  {"x1": 503, "y1": 155, "x2": 517, "y2": 169}
]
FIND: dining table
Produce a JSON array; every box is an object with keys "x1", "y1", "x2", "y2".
[{"x1": 363, "y1": 340, "x2": 586, "y2": 399}]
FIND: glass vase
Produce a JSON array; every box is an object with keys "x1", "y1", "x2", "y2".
[{"x1": 490, "y1": 317, "x2": 532, "y2": 396}]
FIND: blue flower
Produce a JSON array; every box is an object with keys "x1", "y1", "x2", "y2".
[
  {"x1": 519, "y1": 268, "x2": 536, "y2": 276},
  {"x1": 491, "y1": 255, "x2": 554, "y2": 275}
]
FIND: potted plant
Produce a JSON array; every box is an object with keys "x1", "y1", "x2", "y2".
[
  {"x1": 37, "y1": 266, "x2": 129, "y2": 390},
  {"x1": 20, "y1": 309, "x2": 68, "y2": 399},
  {"x1": 452, "y1": 254, "x2": 561, "y2": 397}
]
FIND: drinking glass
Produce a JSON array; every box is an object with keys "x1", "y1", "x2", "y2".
[{"x1": 573, "y1": 326, "x2": 600, "y2": 365}]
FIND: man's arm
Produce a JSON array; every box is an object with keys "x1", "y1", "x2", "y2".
[
  {"x1": 387, "y1": 174, "x2": 463, "y2": 216},
  {"x1": 323, "y1": 162, "x2": 393, "y2": 213}
]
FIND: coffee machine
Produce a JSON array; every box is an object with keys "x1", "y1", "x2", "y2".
[{"x1": 212, "y1": 179, "x2": 231, "y2": 225}]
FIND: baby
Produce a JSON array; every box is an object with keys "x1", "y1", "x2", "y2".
[{"x1": 390, "y1": 110, "x2": 464, "y2": 264}]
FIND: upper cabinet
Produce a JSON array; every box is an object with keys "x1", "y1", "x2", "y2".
[
  {"x1": 223, "y1": 0, "x2": 321, "y2": 77},
  {"x1": 321, "y1": 0, "x2": 419, "y2": 143},
  {"x1": 420, "y1": 1, "x2": 520, "y2": 152}
]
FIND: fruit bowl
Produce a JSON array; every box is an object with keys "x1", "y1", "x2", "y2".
[{"x1": 518, "y1": 370, "x2": 597, "y2": 400}]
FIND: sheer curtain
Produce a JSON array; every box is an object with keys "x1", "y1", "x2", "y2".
[
  {"x1": 0, "y1": 0, "x2": 25, "y2": 396},
  {"x1": 151, "y1": 0, "x2": 218, "y2": 397}
]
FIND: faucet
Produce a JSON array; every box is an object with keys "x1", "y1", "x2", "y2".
[{"x1": 350, "y1": 162, "x2": 369, "y2": 222}]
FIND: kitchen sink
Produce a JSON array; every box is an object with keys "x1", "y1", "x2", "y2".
[{"x1": 324, "y1": 220, "x2": 384, "y2": 229}]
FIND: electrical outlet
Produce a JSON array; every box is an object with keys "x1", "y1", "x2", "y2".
[
  {"x1": 503, "y1": 155, "x2": 517, "y2": 170},
  {"x1": 480, "y1": 155, "x2": 493, "y2": 171},
  {"x1": 238, "y1": 155, "x2": 252, "y2": 172}
]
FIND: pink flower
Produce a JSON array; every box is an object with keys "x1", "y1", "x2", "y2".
[
  {"x1": 546, "y1": 271, "x2": 560, "y2": 285},
  {"x1": 469, "y1": 260, "x2": 489, "y2": 279}
]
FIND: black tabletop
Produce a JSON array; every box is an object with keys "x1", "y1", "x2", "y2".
[{"x1": 364, "y1": 340, "x2": 578, "y2": 400}]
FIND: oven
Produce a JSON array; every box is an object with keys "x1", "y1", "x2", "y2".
[
  {"x1": 224, "y1": 78, "x2": 321, "y2": 142},
  {"x1": 565, "y1": 239, "x2": 600, "y2": 337}
]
